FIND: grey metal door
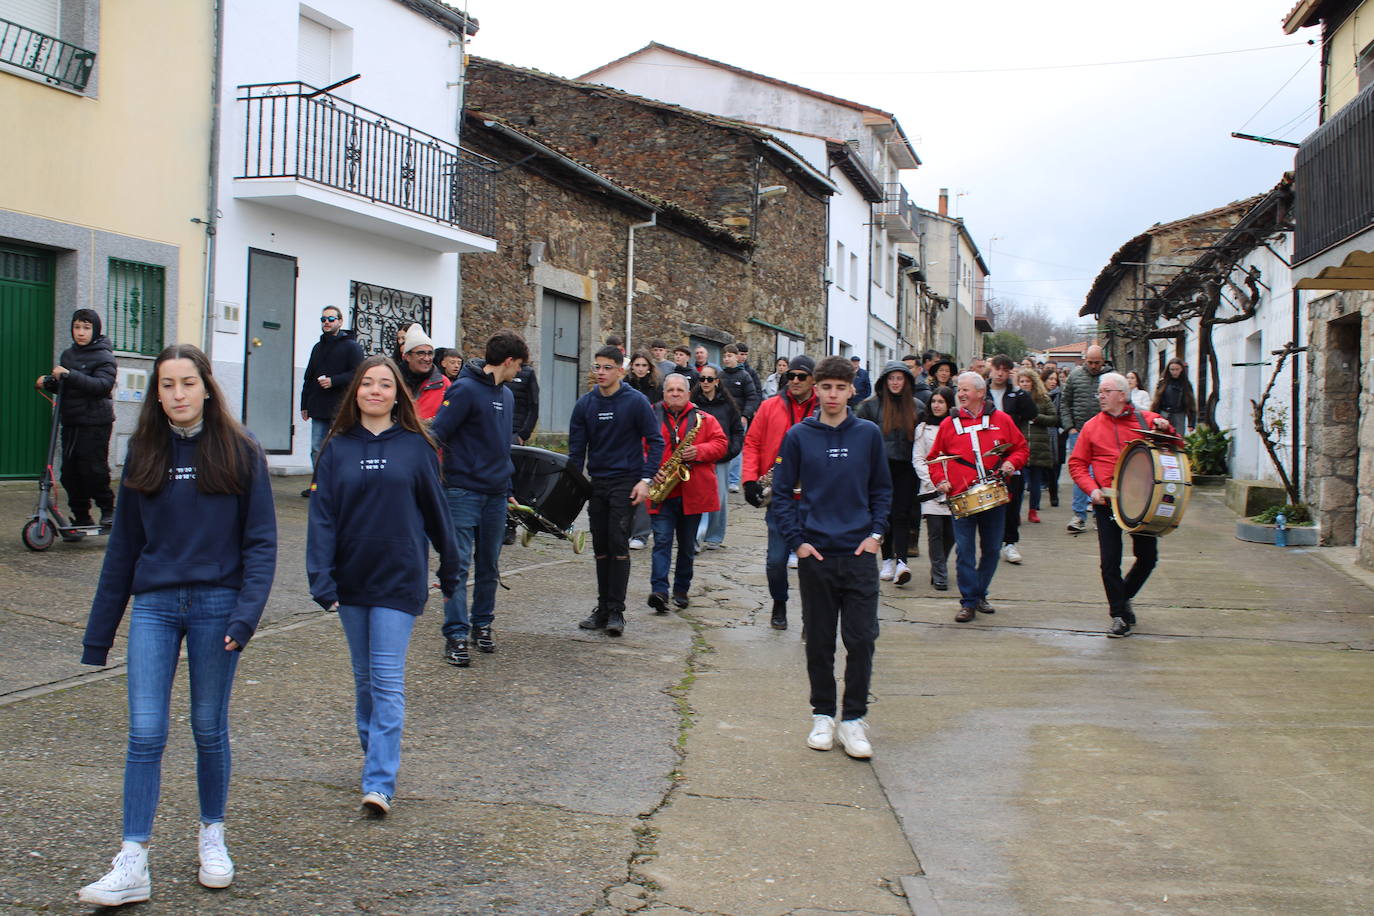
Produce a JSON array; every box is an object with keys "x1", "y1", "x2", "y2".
[
  {"x1": 538, "y1": 291, "x2": 582, "y2": 435},
  {"x1": 243, "y1": 249, "x2": 297, "y2": 453}
]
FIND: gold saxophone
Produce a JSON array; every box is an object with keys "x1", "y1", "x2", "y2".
[
  {"x1": 649, "y1": 411, "x2": 704, "y2": 504},
  {"x1": 757, "y1": 455, "x2": 781, "y2": 507}
]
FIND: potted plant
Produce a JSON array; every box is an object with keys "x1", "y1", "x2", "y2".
[{"x1": 1184, "y1": 423, "x2": 1231, "y2": 485}]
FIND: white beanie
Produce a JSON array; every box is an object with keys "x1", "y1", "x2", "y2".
[{"x1": 402, "y1": 323, "x2": 434, "y2": 355}]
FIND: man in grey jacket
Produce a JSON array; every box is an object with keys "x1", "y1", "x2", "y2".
[{"x1": 1058, "y1": 345, "x2": 1109, "y2": 532}]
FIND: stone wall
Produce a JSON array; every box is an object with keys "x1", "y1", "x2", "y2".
[{"x1": 1304, "y1": 289, "x2": 1373, "y2": 569}]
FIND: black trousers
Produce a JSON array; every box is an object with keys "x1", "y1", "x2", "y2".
[
  {"x1": 881, "y1": 460, "x2": 919, "y2": 562},
  {"x1": 1093, "y1": 505, "x2": 1157, "y2": 620},
  {"x1": 588, "y1": 475, "x2": 638, "y2": 612},
  {"x1": 924, "y1": 514, "x2": 954, "y2": 586},
  {"x1": 60, "y1": 423, "x2": 114, "y2": 516},
  {"x1": 1002, "y1": 474, "x2": 1025, "y2": 545},
  {"x1": 798, "y1": 551, "x2": 879, "y2": 721}
]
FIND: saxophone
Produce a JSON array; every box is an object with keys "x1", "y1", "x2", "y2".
[
  {"x1": 757, "y1": 455, "x2": 782, "y2": 507},
  {"x1": 649, "y1": 411, "x2": 704, "y2": 504}
]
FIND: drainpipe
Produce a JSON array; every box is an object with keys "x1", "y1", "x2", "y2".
[
  {"x1": 625, "y1": 212, "x2": 657, "y2": 353},
  {"x1": 200, "y1": 0, "x2": 225, "y2": 354},
  {"x1": 1291, "y1": 286, "x2": 1301, "y2": 496}
]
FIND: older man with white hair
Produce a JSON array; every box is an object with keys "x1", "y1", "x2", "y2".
[
  {"x1": 1068, "y1": 371, "x2": 1174, "y2": 637},
  {"x1": 925, "y1": 372, "x2": 1029, "y2": 623}
]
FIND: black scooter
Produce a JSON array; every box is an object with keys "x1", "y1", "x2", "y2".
[{"x1": 22, "y1": 380, "x2": 111, "y2": 550}]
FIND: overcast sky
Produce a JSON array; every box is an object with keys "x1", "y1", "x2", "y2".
[{"x1": 462, "y1": 1, "x2": 1318, "y2": 324}]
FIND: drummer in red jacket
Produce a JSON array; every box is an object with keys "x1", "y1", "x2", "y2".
[
  {"x1": 646, "y1": 373, "x2": 727, "y2": 614},
  {"x1": 1068, "y1": 372, "x2": 1174, "y2": 638},
  {"x1": 927, "y1": 371, "x2": 1028, "y2": 623}
]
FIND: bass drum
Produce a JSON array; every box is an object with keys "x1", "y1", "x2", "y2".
[
  {"x1": 1110, "y1": 439, "x2": 1192, "y2": 536},
  {"x1": 509, "y1": 446, "x2": 592, "y2": 536}
]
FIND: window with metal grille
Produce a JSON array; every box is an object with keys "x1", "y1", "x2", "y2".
[{"x1": 106, "y1": 259, "x2": 165, "y2": 355}]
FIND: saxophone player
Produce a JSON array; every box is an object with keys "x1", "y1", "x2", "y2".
[{"x1": 647, "y1": 373, "x2": 728, "y2": 614}]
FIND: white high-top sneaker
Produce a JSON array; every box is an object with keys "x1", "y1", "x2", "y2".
[
  {"x1": 198, "y1": 822, "x2": 235, "y2": 888},
  {"x1": 836, "y1": 718, "x2": 873, "y2": 759},
  {"x1": 78, "y1": 841, "x2": 150, "y2": 906},
  {"x1": 878, "y1": 558, "x2": 895, "y2": 581}
]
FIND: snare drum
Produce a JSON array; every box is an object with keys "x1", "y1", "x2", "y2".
[
  {"x1": 1109, "y1": 439, "x2": 1192, "y2": 536},
  {"x1": 948, "y1": 480, "x2": 1010, "y2": 519}
]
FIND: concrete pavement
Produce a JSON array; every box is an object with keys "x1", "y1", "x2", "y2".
[{"x1": 1, "y1": 477, "x2": 1371, "y2": 914}]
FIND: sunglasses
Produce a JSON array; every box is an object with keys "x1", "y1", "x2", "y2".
[
  {"x1": 320, "y1": 315, "x2": 340, "y2": 323},
  {"x1": 785, "y1": 372, "x2": 811, "y2": 381},
  {"x1": 700, "y1": 376, "x2": 718, "y2": 382}
]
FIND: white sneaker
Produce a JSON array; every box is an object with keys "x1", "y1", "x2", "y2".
[
  {"x1": 79, "y1": 842, "x2": 150, "y2": 906},
  {"x1": 806, "y1": 714, "x2": 835, "y2": 751},
  {"x1": 629, "y1": 538, "x2": 646, "y2": 550},
  {"x1": 198, "y1": 821, "x2": 234, "y2": 888},
  {"x1": 362, "y1": 791, "x2": 392, "y2": 815},
  {"x1": 728, "y1": 484, "x2": 740, "y2": 493},
  {"x1": 787, "y1": 552, "x2": 798, "y2": 569},
  {"x1": 1002, "y1": 543, "x2": 1023, "y2": 564},
  {"x1": 836, "y1": 718, "x2": 873, "y2": 759},
  {"x1": 894, "y1": 560, "x2": 911, "y2": 585},
  {"x1": 878, "y1": 558, "x2": 895, "y2": 581}
]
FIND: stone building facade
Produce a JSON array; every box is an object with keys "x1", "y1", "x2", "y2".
[{"x1": 463, "y1": 58, "x2": 830, "y2": 378}]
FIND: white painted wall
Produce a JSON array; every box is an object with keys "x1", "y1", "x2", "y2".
[{"x1": 213, "y1": 0, "x2": 468, "y2": 471}]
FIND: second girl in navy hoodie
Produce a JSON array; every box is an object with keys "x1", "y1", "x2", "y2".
[{"x1": 307, "y1": 354, "x2": 459, "y2": 816}]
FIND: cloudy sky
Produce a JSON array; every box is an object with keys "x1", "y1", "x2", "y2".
[{"x1": 463, "y1": 0, "x2": 1318, "y2": 323}]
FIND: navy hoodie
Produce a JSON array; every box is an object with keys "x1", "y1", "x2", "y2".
[
  {"x1": 431, "y1": 360, "x2": 515, "y2": 494},
  {"x1": 307, "y1": 423, "x2": 458, "y2": 615},
  {"x1": 771, "y1": 412, "x2": 893, "y2": 553},
  {"x1": 566, "y1": 382, "x2": 664, "y2": 481},
  {"x1": 83, "y1": 432, "x2": 277, "y2": 665}
]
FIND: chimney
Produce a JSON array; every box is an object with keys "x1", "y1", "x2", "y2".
[{"x1": 938, "y1": 188, "x2": 949, "y2": 216}]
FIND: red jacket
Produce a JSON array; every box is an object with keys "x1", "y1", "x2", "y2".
[
  {"x1": 1069, "y1": 407, "x2": 1173, "y2": 493},
  {"x1": 649, "y1": 404, "x2": 728, "y2": 515},
  {"x1": 414, "y1": 369, "x2": 450, "y2": 421},
  {"x1": 742, "y1": 390, "x2": 819, "y2": 482},
  {"x1": 926, "y1": 407, "x2": 1029, "y2": 495}
]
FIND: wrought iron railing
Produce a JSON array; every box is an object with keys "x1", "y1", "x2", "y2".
[
  {"x1": 237, "y1": 82, "x2": 497, "y2": 238},
  {"x1": 0, "y1": 16, "x2": 95, "y2": 91},
  {"x1": 350, "y1": 281, "x2": 432, "y2": 358},
  {"x1": 1293, "y1": 83, "x2": 1374, "y2": 264},
  {"x1": 881, "y1": 182, "x2": 910, "y2": 217}
]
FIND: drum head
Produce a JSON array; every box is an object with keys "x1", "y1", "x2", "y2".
[{"x1": 1115, "y1": 443, "x2": 1156, "y2": 527}]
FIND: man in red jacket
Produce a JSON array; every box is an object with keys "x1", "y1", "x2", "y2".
[
  {"x1": 647, "y1": 373, "x2": 727, "y2": 613},
  {"x1": 1068, "y1": 372, "x2": 1174, "y2": 637},
  {"x1": 927, "y1": 371, "x2": 1028, "y2": 623},
  {"x1": 399, "y1": 324, "x2": 449, "y2": 421},
  {"x1": 742, "y1": 355, "x2": 819, "y2": 629}
]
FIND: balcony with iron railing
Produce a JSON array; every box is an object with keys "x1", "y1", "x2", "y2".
[
  {"x1": 1293, "y1": 83, "x2": 1374, "y2": 265},
  {"x1": 234, "y1": 82, "x2": 497, "y2": 253},
  {"x1": 877, "y1": 183, "x2": 917, "y2": 242},
  {"x1": 0, "y1": 16, "x2": 95, "y2": 92}
]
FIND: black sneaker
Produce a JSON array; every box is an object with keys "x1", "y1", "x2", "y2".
[
  {"x1": 98, "y1": 508, "x2": 114, "y2": 530},
  {"x1": 770, "y1": 600, "x2": 787, "y2": 630},
  {"x1": 578, "y1": 606, "x2": 608, "y2": 630},
  {"x1": 671, "y1": 593, "x2": 689, "y2": 609},
  {"x1": 1107, "y1": 617, "x2": 1132, "y2": 638},
  {"x1": 647, "y1": 592, "x2": 669, "y2": 614},
  {"x1": 301, "y1": 488, "x2": 312, "y2": 498},
  {"x1": 444, "y1": 637, "x2": 471, "y2": 667},
  {"x1": 72, "y1": 513, "x2": 95, "y2": 528},
  {"x1": 503, "y1": 526, "x2": 517, "y2": 546},
  {"x1": 976, "y1": 599, "x2": 996, "y2": 614},
  {"x1": 932, "y1": 579, "x2": 949, "y2": 591},
  {"x1": 605, "y1": 610, "x2": 625, "y2": 637},
  {"x1": 474, "y1": 626, "x2": 495, "y2": 653}
]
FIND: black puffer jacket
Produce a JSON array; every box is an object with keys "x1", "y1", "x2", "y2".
[
  {"x1": 43, "y1": 311, "x2": 116, "y2": 427},
  {"x1": 692, "y1": 389, "x2": 744, "y2": 462},
  {"x1": 301, "y1": 328, "x2": 364, "y2": 420},
  {"x1": 854, "y1": 361, "x2": 926, "y2": 462},
  {"x1": 507, "y1": 366, "x2": 540, "y2": 441}
]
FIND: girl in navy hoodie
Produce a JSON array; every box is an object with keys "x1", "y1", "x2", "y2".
[
  {"x1": 307, "y1": 355, "x2": 458, "y2": 816},
  {"x1": 79, "y1": 345, "x2": 276, "y2": 907}
]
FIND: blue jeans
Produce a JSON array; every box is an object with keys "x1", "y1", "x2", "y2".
[
  {"x1": 338, "y1": 605, "x2": 415, "y2": 798},
  {"x1": 441, "y1": 487, "x2": 506, "y2": 639},
  {"x1": 1066, "y1": 431, "x2": 1090, "y2": 518},
  {"x1": 1024, "y1": 465, "x2": 1047, "y2": 511},
  {"x1": 952, "y1": 506, "x2": 1006, "y2": 608},
  {"x1": 764, "y1": 509, "x2": 791, "y2": 602},
  {"x1": 123, "y1": 586, "x2": 241, "y2": 842},
  {"x1": 311, "y1": 417, "x2": 331, "y2": 468},
  {"x1": 727, "y1": 451, "x2": 743, "y2": 488},
  {"x1": 651, "y1": 499, "x2": 700, "y2": 596},
  {"x1": 697, "y1": 461, "x2": 729, "y2": 546}
]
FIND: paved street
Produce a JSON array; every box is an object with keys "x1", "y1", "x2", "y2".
[{"x1": 1, "y1": 477, "x2": 1372, "y2": 915}]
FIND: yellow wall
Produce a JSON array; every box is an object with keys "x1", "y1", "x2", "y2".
[
  {"x1": 1324, "y1": 1, "x2": 1374, "y2": 118},
  {"x1": 0, "y1": 0, "x2": 213, "y2": 343}
]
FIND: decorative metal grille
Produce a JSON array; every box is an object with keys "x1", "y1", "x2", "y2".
[
  {"x1": 106, "y1": 259, "x2": 164, "y2": 356},
  {"x1": 0, "y1": 246, "x2": 52, "y2": 284},
  {"x1": 237, "y1": 82, "x2": 497, "y2": 237},
  {"x1": 350, "y1": 281, "x2": 432, "y2": 358},
  {"x1": 0, "y1": 16, "x2": 95, "y2": 91}
]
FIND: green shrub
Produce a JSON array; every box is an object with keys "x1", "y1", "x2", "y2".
[
  {"x1": 1185, "y1": 424, "x2": 1232, "y2": 476},
  {"x1": 1251, "y1": 504, "x2": 1313, "y2": 526}
]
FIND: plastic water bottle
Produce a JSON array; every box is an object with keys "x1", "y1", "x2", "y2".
[{"x1": 1275, "y1": 511, "x2": 1288, "y2": 548}]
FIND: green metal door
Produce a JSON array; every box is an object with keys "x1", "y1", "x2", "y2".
[{"x1": 0, "y1": 245, "x2": 56, "y2": 478}]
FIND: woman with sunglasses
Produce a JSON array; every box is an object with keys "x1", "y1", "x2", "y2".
[{"x1": 692, "y1": 368, "x2": 744, "y2": 550}]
